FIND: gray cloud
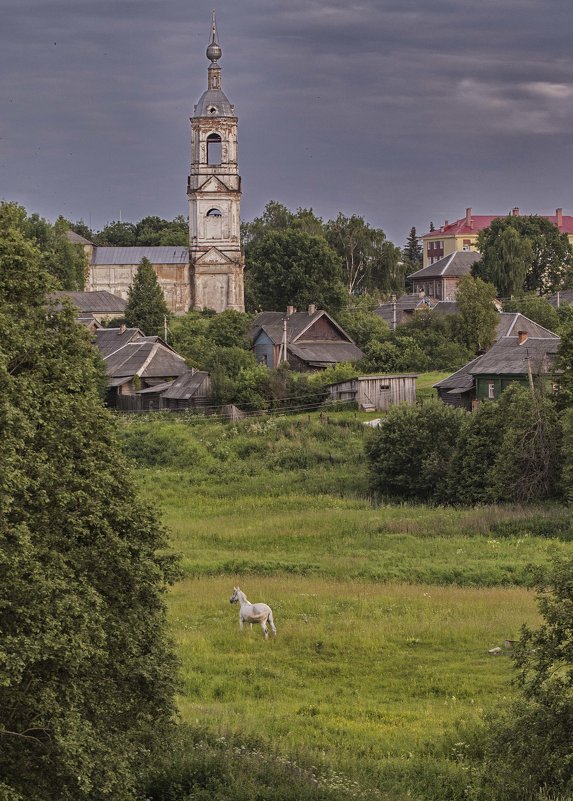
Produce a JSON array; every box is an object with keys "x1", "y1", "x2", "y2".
[{"x1": 1, "y1": 0, "x2": 572, "y2": 243}]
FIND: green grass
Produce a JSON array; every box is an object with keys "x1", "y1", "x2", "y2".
[
  {"x1": 416, "y1": 371, "x2": 449, "y2": 401},
  {"x1": 120, "y1": 412, "x2": 572, "y2": 800}
]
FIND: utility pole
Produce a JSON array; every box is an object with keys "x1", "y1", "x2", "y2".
[
  {"x1": 279, "y1": 315, "x2": 288, "y2": 363},
  {"x1": 164, "y1": 315, "x2": 168, "y2": 344},
  {"x1": 391, "y1": 295, "x2": 397, "y2": 332}
]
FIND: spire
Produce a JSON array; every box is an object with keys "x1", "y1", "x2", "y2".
[
  {"x1": 206, "y1": 10, "x2": 222, "y2": 91},
  {"x1": 206, "y1": 10, "x2": 222, "y2": 63}
]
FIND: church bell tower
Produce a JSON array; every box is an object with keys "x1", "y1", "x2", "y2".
[{"x1": 188, "y1": 13, "x2": 244, "y2": 312}]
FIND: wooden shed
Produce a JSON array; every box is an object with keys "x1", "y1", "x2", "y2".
[{"x1": 325, "y1": 374, "x2": 417, "y2": 411}]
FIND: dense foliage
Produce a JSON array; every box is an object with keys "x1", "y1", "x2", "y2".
[
  {"x1": 70, "y1": 215, "x2": 188, "y2": 247},
  {"x1": 243, "y1": 202, "x2": 404, "y2": 309},
  {"x1": 474, "y1": 215, "x2": 573, "y2": 296},
  {"x1": 366, "y1": 386, "x2": 563, "y2": 505},
  {"x1": 0, "y1": 213, "x2": 178, "y2": 800},
  {"x1": 124, "y1": 256, "x2": 170, "y2": 336},
  {"x1": 472, "y1": 556, "x2": 573, "y2": 800},
  {"x1": 2, "y1": 202, "x2": 86, "y2": 290}
]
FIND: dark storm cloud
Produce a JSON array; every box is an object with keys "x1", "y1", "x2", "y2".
[{"x1": 1, "y1": 0, "x2": 572, "y2": 242}]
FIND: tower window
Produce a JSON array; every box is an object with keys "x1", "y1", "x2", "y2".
[
  {"x1": 206, "y1": 208, "x2": 222, "y2": 217},
  {"x1": 207, "y1": 133, "x2": 222, "y2": 165}
]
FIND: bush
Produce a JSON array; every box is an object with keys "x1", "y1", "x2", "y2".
[{"x1": 365, "y1": 401, "x2": 466, "y2": 501}]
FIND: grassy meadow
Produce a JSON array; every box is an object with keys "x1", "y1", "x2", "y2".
[{"x1": 120, "y1": 409, "x2": 573, "y2": 800}]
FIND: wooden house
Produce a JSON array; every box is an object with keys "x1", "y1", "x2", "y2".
[
  {"x1": 407, "y1": 251, "x2": 480, "y2": 300},
  {"x1": 434, "y1": 313, "x2": 560, "y2": 410},
  {"x1": 94, "y1": 327, "x2": 189, "y2": 409},
  {"x1": 250, "y1": 306, "x2": 364, "y2": 370},
  {"x1": 325, "y1": 374, "x2": 417, "y2": 411}
]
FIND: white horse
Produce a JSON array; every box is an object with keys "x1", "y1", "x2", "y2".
[{"x1": 229, "y1": 586, "x2": 277, "y2": 639}]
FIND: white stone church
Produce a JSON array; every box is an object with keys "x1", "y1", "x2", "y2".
[{"x1": 79, "y1": 15, "x2": 244, "y2": 314}]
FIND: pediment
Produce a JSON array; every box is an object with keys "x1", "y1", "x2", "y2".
[
  {"x1": 195, "y1": 247, "x2": 232, "y2": 265},
  {"x1": 197, "y1": 176, "x2": 229, "y2": 193}
]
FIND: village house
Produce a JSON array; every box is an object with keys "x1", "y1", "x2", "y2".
[
  {"x1": 94, "y1": 327, "x2": 189, "y2": 409},
  {"x1": 434, "y1": 313, "x2": 560, "y2": 410},
  {"x1": 422, "y1": 206, "x2": 573, "y2": 267},
  {"x1": 251, "y1": 306, "x2": 364, "y2": 370},
  {"x1": 407, "y1": 251, "x2": 480, "y2": 301}
]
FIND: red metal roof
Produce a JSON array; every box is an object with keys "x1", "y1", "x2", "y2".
[{"x1": 422, "y1": 212, "x2": 573, "y2": 238}]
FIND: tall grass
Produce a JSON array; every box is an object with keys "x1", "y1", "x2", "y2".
[{"x1": 119, "y1": 412, "x2": 573, "y2": 800}]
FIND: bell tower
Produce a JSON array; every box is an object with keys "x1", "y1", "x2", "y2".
[{"x1": 188, "y1": 12, "x2": 244, "y2": 312}]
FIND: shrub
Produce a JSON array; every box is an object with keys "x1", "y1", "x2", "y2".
[{"x1": 365, "y1": 401, "x2": 466, "y2": 501}]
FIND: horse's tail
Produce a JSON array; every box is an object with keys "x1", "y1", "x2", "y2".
[{"x1": 267, "y1": 609, "x2": 277, "y2": 636}]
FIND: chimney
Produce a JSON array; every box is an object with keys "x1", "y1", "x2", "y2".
[
  {"x1": 308, "y1": 303, "x2": 316, "y2": 316},
  {"x1": 465, "y1": 207, "x2": 473, "y2": 227},
  {"x1": 518, "y1": 330, "x2": 528, "y2": 345},
  {"x1": 444, "y1": 220, "x2": 449, "y2": 227},
  {"x1": 556, "y1": 207, "x2": 563, "y2": 227},
  {"x1": 512, "y1": 207, "x2": 520, "y2": 217},
  {"x1": 286, "y1": 305, "x2": 294, "y2": 316}
]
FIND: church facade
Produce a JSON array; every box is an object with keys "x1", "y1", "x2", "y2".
[{"x1": 85, "y1": 15, "x2": 244, "y2": 314}]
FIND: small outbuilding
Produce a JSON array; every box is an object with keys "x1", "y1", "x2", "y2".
[{"x1": 325, "y1": 374, "x2": 417, "y2": 411}]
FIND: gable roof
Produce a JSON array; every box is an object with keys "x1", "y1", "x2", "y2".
[
  {"x1": 469, "y1": 336, "x2": 560, "y2": 376},
  {"x1": 52, "y1": 290, "x2": 126, "y2": 314},
  {"x1": 91, "y1": 246, "x2": 188, "y2": 265},
  {"x1": 434, "y1": 313, "x2": 560, "y2": 391},
  {"x1": 102, "y1": 339, "x2": 188, "y2": 380},
  {"x1": 95, "y1": 327, "x2": 145, "y2": 357},
  {"x1": 250, "y1": 309, "x2": 354, "y2": 346},
  {"x1": 408, "y1": 251, "x2": 480, "y2": 280}
]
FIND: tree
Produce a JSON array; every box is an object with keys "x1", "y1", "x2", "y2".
[
  {"x1": 245, "y1": 228, "x2": 347, "y2": 313},
  {"x1": 0, "y1": 214, "x2": 178, "y2": 800},
  {"x1": 365, "y1": 401, "x2": 466, "y2": 501},
  {"x1": 0, "y1": 203, "x2": 87, "y2": 290},
  {"x1": 476, "y1": 557, "x2": 573, "y2": 800},
  {"x1": 326, "y1": 213, "x2": 389, "y2": 295},
  {"x1": 474, "y1": 215, "x2": 573, "y2": 296},
  {"x1": 487, "y1": 385, "x2": 562, "y2": 503},
  {"x1": 124, "y1": 257, "x2": 169, "y2": 336},
  {"x1": 337, "y1": 308, "x2": 388, "y2": 349},
  {"x1": 95, "y1": 220, "x2": 137, "y2": 246},
  {"x1": 402, "y1": 226, "x2": 422, "y2": 273},
  {"x1": 503, "y1": 294, "x2": 560, "y2": 332},
  {"x1": 554, "y1": 313, "x2": 573, "y2": 410},
  {"x1": 453, "y1": 275, "x2": 499, "y2": 352}
]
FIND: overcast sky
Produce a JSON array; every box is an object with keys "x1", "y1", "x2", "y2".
[{"x1": 2, "y1": 0, "x2": 573, "y2": 245}]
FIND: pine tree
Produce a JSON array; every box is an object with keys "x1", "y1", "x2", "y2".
[
  {"x1": 402, "y1": 226, "x2": 422, "y2": 273},
  {"x1": 0, "y1": 204, "x2": 178, "y2": 801},
  {"x1": 124, "y1": 257, "x2": 169, "y2": 336}
]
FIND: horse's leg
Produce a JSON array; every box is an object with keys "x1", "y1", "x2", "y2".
[
  {"x1": 261, "y1": 621, "x2": 268, "y2": 640},
  {"x1": 268, "y1": 611, "x2": 277, "y2": 636},
  {"x1": 239, "y1": 615, "x2": 244, "y2": 631}
]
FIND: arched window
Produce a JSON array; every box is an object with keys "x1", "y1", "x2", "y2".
[
  {"x1": 206, "y1": 208, "x2": 222, "y2": 217},
  {"x1": 206, "y1": 133, "x2": 222, "y2": 165}
]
